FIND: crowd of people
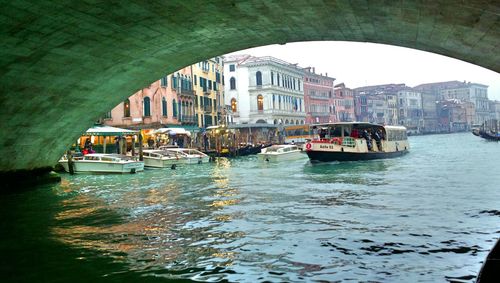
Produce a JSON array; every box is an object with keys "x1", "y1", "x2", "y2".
[{"x1": 313, "y1": 126, "x2": 386, "y2": 151}]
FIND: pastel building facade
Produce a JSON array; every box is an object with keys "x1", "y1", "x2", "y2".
[
  {"x1": 333, "y1": 83, "x2": 355, "y2": 122},
  {"x1": 398, "y1": 88, "x2": 424, "y2": 132},
  {"x1": 103, "y1": 68, "x2": 193, "y2": 129},
  {"x1": 303, "y1": 67, "x2": 336, "y2": 124},
  {"x1": 191, "y1": 57, "x2": 225, "y2": 128},
  {"x1": 224, "y1": 55, "x2": 306, "y2": 125}
]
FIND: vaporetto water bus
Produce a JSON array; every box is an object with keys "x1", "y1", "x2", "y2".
[{"x1": 304, "y1": 122, "x2": 409, "y2": 162}]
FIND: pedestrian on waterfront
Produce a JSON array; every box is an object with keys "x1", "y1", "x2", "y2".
[
  {"x1": 203, "y1": 132, "x2": 209, "y2": 151},
  {"x1": 147, "y1": 137, "x2": 154, "y2": 148},
  {"x1": 115, "y1": 136, "x2": 121, "y2": 154},
  {"x1": 84, "y1": 138, "x2": 92, "y2": 150}
]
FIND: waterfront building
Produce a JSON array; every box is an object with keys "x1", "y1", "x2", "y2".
[
  {"x1": 333, "y1": 83, "x2": 355, "y2": 122},
  {"x1": 437, "y1": 99, "x2": 475, "y2": 132},
  {"x1": 224, "y1": 55, "x2": 306, "y2": 125},
  {"x1": 490, "y1": 100, "x2": 500, "y2": 121},
  {"x1": 353, "y1": 84, "x2": 405, "y2": 125},
  {"x1": 191, "y1": 57, "x2": 225, "y2": 128},
  {"x1": 440, "y1": 82, "x2": 490, "y2": 125},
  {"x1": 398, "y1": 88, "x2": 424, "y2": 133},
  {"x1": 303, "y1": 67, "x2": 336, "y2": 124},
  {"x1": 354, "y1": 93, "x2": 369, "y2": 122},
  {"x1": 369, "y1": 95, "x2": 389, "y2": 125},
  {"x1": 414, "y1": 81, "x2": 466, "y2": 133},
  {"x1": 103, "y1": 70, "x2": 191, "y2": 130}
]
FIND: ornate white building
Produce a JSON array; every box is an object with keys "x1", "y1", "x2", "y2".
[{"x1": 224, "y1": 55, "x2": 306, "y2": 125}]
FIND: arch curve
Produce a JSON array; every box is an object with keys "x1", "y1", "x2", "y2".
[{"x1": 1, "y1": 1, "x2": 499, "y2": 172}]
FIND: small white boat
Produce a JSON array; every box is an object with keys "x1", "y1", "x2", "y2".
[
  {"x1": 142, "y1": 149, "x2": 184, "y2": 168},
  {"x1": 159, "y1": 147, "x2": 210, "y2": 164},
  {"x1": 59, "y1": 153, "x2": 144, "y2": 173},
  {"x1": 257, "y1": 144, "x2": 305, "y2": 162}
]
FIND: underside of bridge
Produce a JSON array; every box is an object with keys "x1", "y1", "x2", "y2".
[{"x1": 0, "y1": 0, "x2": 499, "y2": 181}]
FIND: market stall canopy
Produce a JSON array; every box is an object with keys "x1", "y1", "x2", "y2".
[
  {"x1": 84, "y1": 125, "x2": 138, "y2": 136},
  {"x1": 154, "y1": 127, "x2": 191, "y2": 137}
]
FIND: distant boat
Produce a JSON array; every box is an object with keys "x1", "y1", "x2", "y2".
[
  {"x1": 59, "y1": 153, "x2": 144, "y2": 173},
  {"x1": 474, "y1": 120, "x2": 500, "y2": 141},
  {"x1": 257, "y1": 144, "x2": 305, "y2": 162},
  {"x1": 478, "y1": 130, "x2": 500, "y2": 141},
  {"x1": 304, "y1": 122, "x2": 409, "y2": 162}
]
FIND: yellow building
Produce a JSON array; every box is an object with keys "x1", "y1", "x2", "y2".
[{"x1": 191, "y1": 57, "x2": 225, "y2": 128}]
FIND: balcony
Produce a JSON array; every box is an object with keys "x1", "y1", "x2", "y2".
[
  {"x1": 179, "y1": 88, "x2": 195, "y2": 98},
  {"x1": 203, "y1": 105, "x2": 213, "y2": 113},
  {"x1": 179, "y1": 115, "x2": 196, "y2": 124},
  {"x1": 309, "y1": 95, "x2": 330, "y2": 100},
  {"x1": 249, "y1": 109, "x2": 306, "y2": 117},
  {"x1": 310, "y1": 112, "x2": 330, "y2": 117}
]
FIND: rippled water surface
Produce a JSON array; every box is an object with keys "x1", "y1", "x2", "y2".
[{"x1": 1, "y1": 133, "x2": 499, "y2": 282}]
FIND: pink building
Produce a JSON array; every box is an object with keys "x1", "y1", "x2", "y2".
[
  {"x1": 334, "y1": 83, "x2": 355, "y2": 122},
  {"x1": 103, "y1": 67, "x2": 196, "y2": 130},
  {"x1": 303, "y1": 67, "x2": 336, "y2": 124}
]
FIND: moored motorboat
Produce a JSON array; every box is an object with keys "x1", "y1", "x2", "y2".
[
  {"x1": 257, "y1": 144, "x2": 305, "y2": 162},
  {"x1": 159, "y1": 147, "x2": 210, "y2": 164},
  {"x1": 142, "y1": 149, "x2": 184, "y2": 168},
  {"x1": 59, "y1": 153, "x2": 144, "y2": 173},
  {"x1": 304, "y1": 122, "x2": 409, "y2": 162}
]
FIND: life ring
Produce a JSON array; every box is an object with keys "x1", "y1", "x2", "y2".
[
  {"x1": 331, "y1": 137, "x2": 343, "y2": 145},
  {"x1": 305, "y1": 143, "x2": 312, "y2": 150}
]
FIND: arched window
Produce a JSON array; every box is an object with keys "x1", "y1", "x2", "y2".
[
  {"x1": 256, "y1": 71, "x2": 262, "y2": 86},
  {"x1": 124, "y1": 99, "x2": 130, "y2": 117},
  {"x1": 277, "y1": 74, "x2": 280, "y2": 86},
  {"x1": 162, "y1": 97, "x2": 167, "y2": 117},
  {"x1": 271, "y1": 72, "x2": 274, "y2": 85},
  {"x1": 231, "y1": 98, "x2": 237, "y2": 112},
  {"x1": 172, "y1": 99, "x2": 177, "y2": 117},
  {"x1": 143, "y1": 97, "x2": 151, "y2": 117},
  {"x1": 230, "y1": 77, "x2": 236, "y2": 90},
  {"x1": 257, "y1": 95, "x2": 264, "y2": 111}
]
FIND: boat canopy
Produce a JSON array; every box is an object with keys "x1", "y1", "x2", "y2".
[
  {"x1": 84, "y1": 126, "x2": 138, "y2": 136},
  {"x1": 154, "y1": 127, "x2": 191, "y2": 137}
]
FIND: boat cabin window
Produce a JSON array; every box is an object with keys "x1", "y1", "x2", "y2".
[
  {"x1": 85, "y1": 156, "x2": 101, "y2": 161},
  {"x1": 387, "y1": 129, "x2": 407, "y2": 141}
]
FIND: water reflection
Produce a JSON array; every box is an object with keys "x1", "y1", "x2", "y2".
[
  {"x1": 8, "y1": 133, "x2": 498, "y2": 282},
  {"x1": 303, "y1": 159, "x2": 392, "y2": 185}
]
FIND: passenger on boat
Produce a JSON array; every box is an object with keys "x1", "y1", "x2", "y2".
[
  {"x1": 362, "y1": 129, "x2": 373, "y2": 151},
  {"x1": 373, "y1": 129, "x2": 382, "y2": 151},
  {"x1": 319, "y1": 128, "x2": 326, "y2": 139},
  {"x1": 350, "y1": 128, "x2": 359, "y2": 138}
]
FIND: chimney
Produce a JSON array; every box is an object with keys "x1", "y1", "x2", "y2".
[{"x1": 326, "y1": 72, "x2": 328, "y2": 77}]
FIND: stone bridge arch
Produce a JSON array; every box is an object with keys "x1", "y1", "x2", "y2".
[{"x1": 1, "y1": 0, "x2": 499, "y2": 177}]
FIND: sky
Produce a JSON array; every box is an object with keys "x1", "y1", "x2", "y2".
[{"x1": 226, "y1": 41, "x2": 500, "y2": 100}]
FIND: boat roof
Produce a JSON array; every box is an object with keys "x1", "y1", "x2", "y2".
[
  {"x1": 312, "y1": 122, "x2": 407, "y2": 131},
  {"x1": 84, "y1": 126, "x2": 138, "y2": 136}
]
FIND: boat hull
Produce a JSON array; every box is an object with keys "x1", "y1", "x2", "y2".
[
  {"x1": 185, "y1": 156, "x2": 210, "y2": 164},
  {"x1": 257, "y1": 152, "x2": 305, "y2": 162},
  {"x1": 306, "y1": 149, "x2": 408, "y2": 162},
  {"x1": 143, "y1": 157, "x2": 181, "y2": 168},
  {"x1": 59, "y1": 160, "x2": 144, "y2": 173}
]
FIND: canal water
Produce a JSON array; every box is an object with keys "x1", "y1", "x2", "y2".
[{"x1": 1, "y1": 133, "x2": 499, "y2": 282}]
